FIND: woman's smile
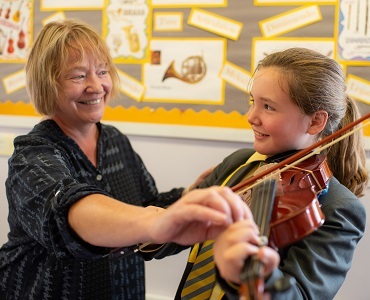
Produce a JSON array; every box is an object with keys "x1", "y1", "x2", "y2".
[{"x1": 78, "y1": 98, "x2": 103, "y2": 105}]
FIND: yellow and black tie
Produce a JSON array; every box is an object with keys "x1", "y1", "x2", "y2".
[
  {"x1": 180, "y1": 152, "x2": 268, "y2": 299},
  {"x1": 180, "y1": 240, "x2": 216, "y2": 299}
]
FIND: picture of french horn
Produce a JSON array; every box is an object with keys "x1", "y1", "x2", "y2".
[{"x1": 162, "y1": 55, "x2": 207, "y2": 84}]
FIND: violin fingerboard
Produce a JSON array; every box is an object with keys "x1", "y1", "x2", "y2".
[{"x1": 250, "y1": 178, "x2": 277, "y2": 236}]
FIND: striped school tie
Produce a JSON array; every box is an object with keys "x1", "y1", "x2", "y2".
[
  {"x1": 180, "y1": 153, "x2": 268, "y2": 299},
  {"x1": 180, "y1": 240, "x2": 216, "y2": 299}
]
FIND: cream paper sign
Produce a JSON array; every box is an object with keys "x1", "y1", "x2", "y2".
[
  {"x1": 220, "y1": 61, "x2": 252, "y2": 93},
  {"x1": 152, "y1": 0, "x2": 225, "y2": 6},
  {"x1": 252, "y1": 38, "x2": 335, "y2": 71},
  {"x1": 259, "y1": 5, "x2": 322, "y2": 38},
  {"x1": 41, "y1": 0, "x2": 104, "y2": 10},
  {"x1": 117, "y1": 69, "x2": 145, "y2": 102},
  {"x1": 256, "y1": 0, "x2": 335, "y2": 4},
  {"x1": 3, "y1": 69, "x2": 26, "y2": 94},
  {"x1": 188, "y1": 8, "x2": 243, "y2": 40},
  {"x1": 154, "y1": 12, "x2": 183, "y2": 31},
  {"x1": 347, "y1": 74, "x2": 370, "y2": 105}
]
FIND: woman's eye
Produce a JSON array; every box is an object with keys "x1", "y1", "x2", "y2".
[{"x1": 72, "y1": 75, "x2": 85, "y2": 79}]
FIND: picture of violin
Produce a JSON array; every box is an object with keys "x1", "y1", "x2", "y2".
[
  {"x1": 17, "y1": 27, "x2": 25, "y2": 49},
  {"x1": 7, "y1": 32, "x2": 14, "y2": 54},
  {"x1": 5, "y1": 2, "x2": 12, "y2": 19}
]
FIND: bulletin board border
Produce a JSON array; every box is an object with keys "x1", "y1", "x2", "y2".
[{"x1": 0, "y1": 114, "x2": 253, "y2": 142}]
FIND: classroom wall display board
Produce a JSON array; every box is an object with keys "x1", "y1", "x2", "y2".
[{"x1": 0, "y1": 0, "x2": 369, "y2": 142}]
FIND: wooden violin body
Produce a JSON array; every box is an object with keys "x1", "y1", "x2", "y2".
[{"x1": 269, "y1": 153, "x2": 330, "y2": 249}]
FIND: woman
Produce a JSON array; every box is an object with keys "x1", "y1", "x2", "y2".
[
  {"x1": 0, "y1": 19, "x2": 250, "y2": 300},
  {"x1": 177, "y1": 48, "x2": 368, "y2": 300}
]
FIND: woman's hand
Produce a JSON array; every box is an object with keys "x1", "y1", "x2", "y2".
[
  {"x1": 149, "y1": 186, "x2": 252, "y2": 245},
  {"x1": 213, "y1": 220, "x2": 280, "y2": 284}
]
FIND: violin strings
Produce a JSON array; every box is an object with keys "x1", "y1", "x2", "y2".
[
  {"x1": 287, "y1": 165, "x2": 323, "y2": 192},
  {"x1": 259, "y1": 180, "x2": 269, "y2": 236},
  {"x1": 252, "y1": 179, "x2": 275, "y2": 238}
]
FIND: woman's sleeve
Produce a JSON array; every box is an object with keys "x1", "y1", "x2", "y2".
[{"x1": 6, "y1": 141, "x2": 111, "y2": 260}]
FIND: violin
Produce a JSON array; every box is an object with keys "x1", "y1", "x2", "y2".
[
  {"x1": 235, "y1": 111, "x2": 370, "y2": 300},
  {"x1": 237, "y1": 153, "x2": 331, "y2": 300}
]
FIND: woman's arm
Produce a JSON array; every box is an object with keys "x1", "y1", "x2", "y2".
[{"x1": 68, "y1": 186, "x2": 251, "y2": 248}]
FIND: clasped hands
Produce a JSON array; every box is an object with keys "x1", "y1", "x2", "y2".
[{"x1": 147, "y1": 186, "x2": 280, "y2": 284}]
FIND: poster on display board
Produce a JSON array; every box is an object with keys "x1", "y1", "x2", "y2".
[
  {"x1": 0, "y1": 0, "x2": 33, "y2": 63},
  {"x1": 0, "y1": 0, "x2": 370, "y2": 144},
  {"x1": 336, "y1": 0, "x2": 370, "y2": 65}
]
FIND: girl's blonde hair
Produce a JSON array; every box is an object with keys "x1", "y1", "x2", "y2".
[
  {"x1": 26, "y1": 19, "x2": 120, "y2": 116},
  {"x1": 256, "y1": 47, "x2": 368, "y2": 197}
]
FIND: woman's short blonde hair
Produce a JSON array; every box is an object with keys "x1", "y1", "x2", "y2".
[{"x1": 26, "y1": 19, "x2": 120, "y2": 116}]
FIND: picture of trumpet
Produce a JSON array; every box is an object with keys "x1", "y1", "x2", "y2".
[{"x1": 162, "y1": 55, "x2": 207, "y2": 84}]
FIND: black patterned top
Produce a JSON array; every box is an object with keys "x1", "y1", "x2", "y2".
[{"x1": 0, "y1": 120, "x2": 183, "y2": 300}]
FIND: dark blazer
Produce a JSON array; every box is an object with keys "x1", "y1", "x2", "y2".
[{"x1": 176, "y1": 149, "x2": 366, "y2": 300}]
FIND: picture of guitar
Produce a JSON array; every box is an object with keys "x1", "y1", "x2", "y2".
[{"x1": 12, "y1": 0, "x2": 24, "y2": 23}]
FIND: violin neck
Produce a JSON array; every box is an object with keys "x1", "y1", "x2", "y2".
[
  {"x1": 240, "y1": 179, "x2": 277, "y2": 293},
  {"x1": 250, "y1": 178, "x2": 277, "y2": 236}
]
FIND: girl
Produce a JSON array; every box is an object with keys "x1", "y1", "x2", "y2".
[{"x1": 177, "y1": 48, "x2": 368, "y2": 300}]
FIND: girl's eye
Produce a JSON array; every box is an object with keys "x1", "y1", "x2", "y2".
[{"x1": 264, "y1": 104, "x2": 274, "y2": 111}]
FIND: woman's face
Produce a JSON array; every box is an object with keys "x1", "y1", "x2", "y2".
[
  {"x1": 247, "y1": 67, "x2": 316, "y2": 156},
  {"x1": 55, "y1": 49, "x2": 112, "y2": 128}
]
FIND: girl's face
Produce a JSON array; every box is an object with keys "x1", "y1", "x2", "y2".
[
  {"x1": 55, "y1": 49, "x2": 112, "y2": 129},
  {"x1": 247, "y1": 67, "x2": 317, "y2": 156}
]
